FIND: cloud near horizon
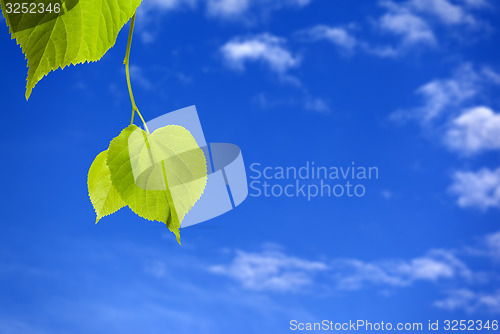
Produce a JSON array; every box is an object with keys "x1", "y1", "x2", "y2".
[{"x1": 209, "y1": 231, "x2": 500, "y2": 313}]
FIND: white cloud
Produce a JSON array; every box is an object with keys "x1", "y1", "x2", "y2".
[
  {"x1": 210, "y1": 249, "x2": 328, "y2": 292},
  {"x1": 379, "y1": 9, "x2": 436, "y2": 46},
  {"x1": 138, "y1": 0, "x2": 312, "y2": 26},
  {"x1": 300, "y1": 0, "x2": 489, "y2": 58},
  {"x1": 211, "y1": 236, "x2": 500, "y2": 314},
  {"x1": 288, "y1": 0, "x2": 311, "y2": 6},
  {"x1": 482, "y1": 67, "x2": 500, "y2": 84},
  {"x1": 388, "y1": 65, "x2": 500, "y2": 212},
  {"x1": 258, "y1": 0, "x2": 313, "y2": 9},
  {"x1": 435, "y1": 289, "x2": 500, "y2": 313},
  {"x1": 403, "y1": 250, "x2": 471, "y2": 280},
  {"x1": 211, "y1": 247, "x2": 472, "y2": 293},
  {"x1": 445, "y1": 106, "x2": 500, "y2": 155},
  {"x1": 332, "y1": 249, "x2": 470, "y2": 290},
  {"x1": 332, "y1": 260, "x2": 408, "y2": 289},
  {"x1": 253, "y1": 93, "x2": 329, "y2": 113},
  {"x1": 465, "y1": 231, "x2": 500, "y2": 261},
  {"x1": 302, "y1": 25, "x2": 357, "y2": 50},
  {"x1": 381, "y1": 0, "x2": 482, "y2": 27},
  {"x1": 372, "y1": 0, "x2": 489, "y2": 55},
  {"x1": 206, "y1": 0, "x2": 249, "y2": 17},
  {"x1": 220, "y1": 34, "x2": 300, "y2": 73},
  {"x1": 461, "y1": 0, "x2": 490, "y2": 8},
  {"x1": 450, "y1": 168, "x2": 500, "y2": 210},
  {"x1": 135, "y1": 0, "x2": 197, "y2": 42},
  {"x1": 143, "y1": 0, "x2": 197, "y2": 11},
  {"x1": 206, "y1": 0, "x2": 311, "y2": 19},
  {"x1": 408, "y1": 0, "x2": 474, "y2": 25},
  {"x1": 298, "y1": 25, "x2": 404, "y2": 58},
  {"x1": 414, "y1": 77, "x2": 472, "y2": 121}
]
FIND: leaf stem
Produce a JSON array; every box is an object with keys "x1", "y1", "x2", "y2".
[{"x1": 124, "y1": 13, "x2": 150, "y2": 134}]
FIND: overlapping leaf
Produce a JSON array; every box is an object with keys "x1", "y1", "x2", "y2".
[
  {"x1": 99, "y1": 124, "x2": 207, "y2": 243},
  {"x1": 87, "y1": 150, "x2": 126, "y2": 223}
]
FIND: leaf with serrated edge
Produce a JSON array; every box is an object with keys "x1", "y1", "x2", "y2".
[
  {"x1": 88, "y1": 150, "x2": 126, "y2": 223},
  {"x1": 1, "y1": 0, "x2": 142, "y2": 99},
  {"x1": 107, "y1": 125, "x2": 207, "y2": 244}
]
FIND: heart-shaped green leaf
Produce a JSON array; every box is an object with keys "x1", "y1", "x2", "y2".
[{"x1": 107, "y1": 124, "x2": 207, "y2": 243}]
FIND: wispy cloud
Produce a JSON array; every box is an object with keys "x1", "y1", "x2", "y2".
[
  {"x1": 210, "y1": 248, "x2": 328, "y2": 292},
  {"x1": 378, "y1": 4, "x2": 437, "y2": 46},
  {"x1": 220, "y1": 34, "x2": 300, "y2": 73},
  {"x1": 206, "y1": 0, "x2": 311, "y2": 19},
  {"x1": 135, "y1": 0, "x2": 198, "y2": 42},
  {"x1": 407, "y1": 0, "x2": 476, "y2": 26},
  {"x1": 332, "y1": 249, "x2": 471, "y2": 290},
  {"x1": 378, "y1": 0, "x2": 485, "y2": 33},
  {"x1": 299, "y1": 0, "x2": 490, "y2": 58},
  {"x1": 391, "y1": 64, "x2": 484, "y2": 123},
  {"x1": 143, "y1": 0, "x2": 198, "y2": 11},
  {"x1": 138, "y1": 0, "x2": 312, "y2": 24},
  {"x1": 369, "y1": 0, "x2": 489, "y2": 56},
  {"x1": 468, "y1": 231, "x2": 500, "y2": 261},
  {"x1": 391, "y1": 64, "x2": 500, "y2": 126},
  {"x1": 299, "y1": 25, "x2": 358, "y2": 51},
  {"x1": 210, "y1": 233, "x2": 500, "y2": 313},
  {"x1": 139, "y1": 0, "x2": 313, "y2": 19},
  {"x1": 435, "y1": 289, "x2": 500, "y2": 313},
  {"x1": 450, "y1": 168, "x2": 500, "y2": 210},
  {"x1": 253, "y1": 92, "x2": 330, "y2": 113},
  {"x1": 211, "y1": 247, "x2": 478, "y2": 293},
  {"x1": 206, "y1": 0, "x2": 250, "y2": 17},
  {"x1": 462, "y1": 0, "x2": 490, "y2": 8},
  {"x1": 219, "y1": 34, "x2": 334, "y2": 113}
]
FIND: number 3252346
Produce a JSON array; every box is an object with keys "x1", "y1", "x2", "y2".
[
  {"x1": 443, "y1": 320, "x2": 499, "y2": 331},
  {"x1": 5, "y1": 2, "x2": 61, "y2": 14}
]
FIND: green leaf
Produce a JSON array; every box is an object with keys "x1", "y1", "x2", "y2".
[
  {"x1": 87, "y1": 150, "x2": 126, "y2": 223},
  {"x1": 1, "y1": 0, "x2": 142, "y2": 99},
  {"x1": 107, "y1": 125, "x2": 170, "y2": 227},
  {"x1": 107, "y1": 125, "x2": 207, "y2": 243}
]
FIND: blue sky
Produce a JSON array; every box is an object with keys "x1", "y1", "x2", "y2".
[{"x1": 1, "y1": 0, "x2": 500, "y2": 332}]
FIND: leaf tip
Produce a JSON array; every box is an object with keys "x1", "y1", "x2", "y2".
[{"x1": 173, "y1": 229, "x2": 181, "y2": 245}]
